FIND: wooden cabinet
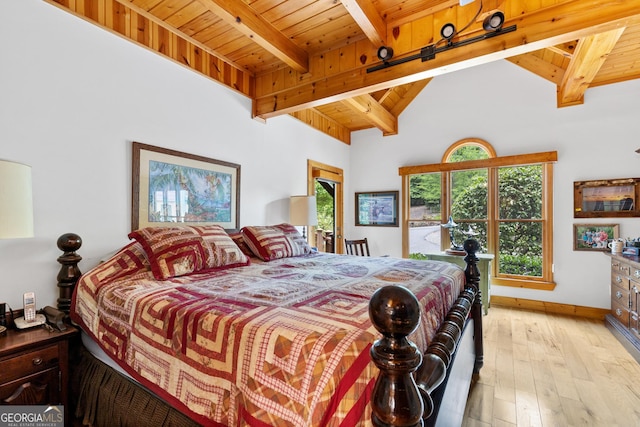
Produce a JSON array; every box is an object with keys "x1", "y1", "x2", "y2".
[
  {"x1": 0, "y1": 325, "x2": 77, "y2": 425},
  {"x1": 421, "y1": 252, "x2": 493, "y2": 315},
  {"x1": 605, "y1": 254, "x2": 640, "y2": 362}
]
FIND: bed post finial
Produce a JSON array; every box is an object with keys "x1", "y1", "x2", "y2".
[
  {"x1": 56, "y1": 233, "x2": 82, "y2": 314},
  {"x1": 369, "y1": 285, "x2": 424, "y2": 427},
  {"x1": 463, "y1": 238, "x2": 484, "y2": 374}
]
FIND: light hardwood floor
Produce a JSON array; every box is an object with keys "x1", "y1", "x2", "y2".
[{"x1": 463, "y1": 306, "x2": 640, "y2": 426}]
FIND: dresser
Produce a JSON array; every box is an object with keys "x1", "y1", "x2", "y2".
[
  {"x1": 605, "y1": 253, "x2": 640, "y2": 362},
  {"x1": 421, "y1": 252, "x2": 494, "y2": 315}
]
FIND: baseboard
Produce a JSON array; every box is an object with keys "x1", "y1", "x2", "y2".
[{"x1": 490, "y1": 296, "x2": 609, "y2": 320}]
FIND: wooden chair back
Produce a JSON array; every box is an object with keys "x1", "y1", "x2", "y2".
[{"x1": 345, "y1": 238, "x2": 370, "y2": 256}]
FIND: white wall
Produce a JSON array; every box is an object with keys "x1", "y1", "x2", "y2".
[
  {"x1": 0, "y1": 0, "x2": 349, "y2": 309},
  {"x1": 349, "y1": 60, "x2": 640, "y2": 310}
]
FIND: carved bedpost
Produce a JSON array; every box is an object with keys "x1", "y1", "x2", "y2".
[
  {"x1": 56, "y1": 233, "x2": 82, "y2": 314},
  {"x1": 369, "y1": 238, "x2": 483, "y2": 426},
  {"x1": 369, "y1": 285, "x2": 424, "y2": 427},
  {"x1": 463, "y1": 238, "x2": 484, "y2": 374}
]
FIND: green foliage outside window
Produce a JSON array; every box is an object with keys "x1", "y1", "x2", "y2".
[
  {"x1": 408, "y1": 143, "x2": 544, "y2": 278},
  {"x1": 315, "y1": 181, "x2": 335, "y2": 232}
]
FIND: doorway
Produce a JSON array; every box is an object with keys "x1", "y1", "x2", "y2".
[{"x1": 307, "y1": 160, "x2": 344, "y2": 254}]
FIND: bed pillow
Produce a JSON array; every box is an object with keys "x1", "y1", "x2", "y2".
[
  {"x1": 241, "y1": 223, "x2": 311, "y2": 261},
  {"x1": 128, "y1": 225, "x2": 249, "y2": 280},
  {"x1": 190, "y1": 225, "x2": 251, "y2": 269},
  {"x1": 228, "y1": 231, "x2": 256, "y2": 258}
]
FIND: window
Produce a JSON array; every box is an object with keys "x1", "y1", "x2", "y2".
[{"x1": 401, "y1": 138, "x2": 557, "y2": 290}]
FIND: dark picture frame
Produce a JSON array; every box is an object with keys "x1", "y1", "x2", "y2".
[
  {"x1": 132, "y1": 142, "x2": 240, "y2": 231},
  {"x1": 574, "y1": 178, "x2": 640, "y2": 218},
  {"x1": 355, "y1": 191, "x2": 399, "y2": 227},
  {"x1": 573, "y1": 223, "x2": 619, "y2": 251}
]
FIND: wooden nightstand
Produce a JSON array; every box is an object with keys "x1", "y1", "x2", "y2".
[{"x1": 0, "y1": 324, "x2": 77, "y2": 425}]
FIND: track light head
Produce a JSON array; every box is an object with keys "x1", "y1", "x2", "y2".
[
  {"x1": 377, "y1": 46, "x2": 394, "y2": 62},
  {"x1": 441, "y1": 23, "x2": 456, "y2": 40},
  {"x1": 482, "y1": 11, "x2": 505, "y2": 31}
]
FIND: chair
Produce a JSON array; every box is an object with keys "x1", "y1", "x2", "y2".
[{"x1": 345, "y1": 238, "x2": 370, "y2": 256}]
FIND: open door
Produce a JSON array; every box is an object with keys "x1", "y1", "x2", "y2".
[{"x1": 308, "y1": 160, "x2": 344, "y2": 254}]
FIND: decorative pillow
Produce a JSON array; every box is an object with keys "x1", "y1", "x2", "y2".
[
  {"x1": 190, "y1": 225, "x2": 250, "y2": 269},
  {"x1": 241, "y1": 223, "x2": 311, "y2": 261},
  {"x1": 128, "y1": 225, "x2": 249, "y2": 280},
  {"x1": 228, "y1": 231, "x2": 256, "y2": 258}
]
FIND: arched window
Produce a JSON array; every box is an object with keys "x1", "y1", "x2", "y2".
[{"x1": 401, "y1": 138, "x2": 556, "y2": 290}]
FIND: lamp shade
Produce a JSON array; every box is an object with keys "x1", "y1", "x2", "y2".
[
  {"x1": 289, "y1": 195, "x2": 318, "y2": 226},
  {"x1": 0, "y1": 160, "x2": 34, "y2": 238}
]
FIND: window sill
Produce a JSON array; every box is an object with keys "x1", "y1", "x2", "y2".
[{"x1": 491, "y1": 277, "x2": 556, "y2": 291}]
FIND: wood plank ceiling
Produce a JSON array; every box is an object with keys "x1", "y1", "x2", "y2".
[{"x1": 47, "y1": 0, "x2": 640, "y2": 144}]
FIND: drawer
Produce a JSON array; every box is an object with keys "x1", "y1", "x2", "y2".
[
  {"x1": 611, "y1": 272, "x2": 630, "y2": 290},
  {"x1": 611, "y1": 299, "x2": 630, "y2": 327},
  {"x1": 0, "y1": 344, "x2": 59, "y2": 384},
  {"x1": 0, "y1": 367, "x2": 58, "y2": 405},
  {"x1": 633, "y1": 268, "x2": 640, "y2": 281},
  {"x1": 611, "y1": 283, "x2": 630, "y2": 308}
]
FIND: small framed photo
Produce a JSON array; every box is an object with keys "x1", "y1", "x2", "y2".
[
  {"x1": 355, "y1": 191, "x2": 399, "y2": 227},
  {"x1": 573, "y1": 223, "x2": 619, "y2": 251},
  {"x1": 132, "y1": 142, "x2": 240, "y2": 231}
]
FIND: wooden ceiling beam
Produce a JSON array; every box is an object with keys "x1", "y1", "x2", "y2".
[
  {"x1": 507, "y1": 53, "x2": 564, "y2": 86},
  {"x1": 289, "y1": 109, "x2": 352, "y2": 145},
  {"x1": 254, "y1": 0, "x2": 640, "y2": 118},
  {"x1": 341, "y1": 94, "x2": 398, "y2": 135},
  {"x1": 340, "y1": 0, "x2": 387, "y2": 47},
  {"x1": 557, "y1": 28, "x2": 625, "y2": 107},
  {"x1": 196, "y1": 0, "x2": 309, "y2": 73}
]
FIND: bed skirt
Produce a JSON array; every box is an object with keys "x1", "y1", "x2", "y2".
[{"x1": 72, "y1": 345, "x2": 201, "y2": 427}]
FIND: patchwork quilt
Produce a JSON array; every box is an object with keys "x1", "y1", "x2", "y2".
[{"x1": 71, "y1": 243, "x2": 465, "y2": 426}]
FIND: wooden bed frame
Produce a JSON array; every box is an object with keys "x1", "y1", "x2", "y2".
[
  {"x1": 368, "y1": 238, "x2": 483, "y2": 427},
  {"x1": 59, "y1": 234, "x2": 483, "y2": 426}
]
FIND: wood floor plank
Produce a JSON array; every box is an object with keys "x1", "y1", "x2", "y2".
[{"x1": 463, "y1": 306, "x2": 640, "y2": 426}]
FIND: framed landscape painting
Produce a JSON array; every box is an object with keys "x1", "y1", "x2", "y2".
[
  {"x1": 132, "y1": 142, "x2": 240, "y2": 231},
  {"x1": 355, "y1": 191, "x2": 399, "y2": 227}
]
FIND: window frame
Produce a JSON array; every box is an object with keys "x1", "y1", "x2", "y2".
[{"x1": 400, "y1": 140, "x2": 557, "y2": 290}]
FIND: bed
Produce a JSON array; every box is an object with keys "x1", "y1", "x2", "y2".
[{"x1": 68, "y1": 224, "x2": 483, "y2": 426}]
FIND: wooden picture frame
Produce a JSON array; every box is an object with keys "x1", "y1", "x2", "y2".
[
  {"x1": 573, "y1": 223, "x2": 619, "y2": 251},
  {"x1": 132, "y1": 142, "x2": 240, "y2": 231},
  {"x1": 355, "y1": 191, "x2": 399, "y2": 227},
  {"x1": 574, "y1": 178, "x2": 640, "y2": 218}
]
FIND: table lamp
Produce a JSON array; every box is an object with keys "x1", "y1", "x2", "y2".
[
  {"x1": 290, "y1": 195, "x2": 318, "y2": 240},
  {"x1": 0, "y1": 160, "x2": 34, "y2": 335}
]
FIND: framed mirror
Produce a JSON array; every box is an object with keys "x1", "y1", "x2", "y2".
[{"x1": 574, "y1": 178, "x2": 640, "y2": 218}]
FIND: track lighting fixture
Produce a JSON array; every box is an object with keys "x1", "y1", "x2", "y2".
[
  {"x1": 377, "y1": 46, "x2": 394, "y2": 62},
  {"x1": 482, "y1": 11, "x2": 505, "y2": 31},
  {"x1": 367, "y1": 19, "x2": 516, "y2": 73},
  {"x1": 440, "y1": 23, "x2": 456, "y2": 40}
]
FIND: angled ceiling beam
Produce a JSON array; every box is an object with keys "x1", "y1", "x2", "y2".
[
  {"x1": 342, "y1": 94, "x2": 398, "y2": 135},
  {"x1": 546, "y1": 42, "x2": 576, "y2": 58},
  {"x1": 254, "y1": 0, "x2": 640, "y2": 119},
  {"x1": 557, "y1": 28, "x2": 625, "y2": 107},
  {"x1": 289, "y1": 109, "x2": 352, "y2": 145},
  {"x1": 197, "y1": 0, "x2": 308, "y2": 73},
  {"x1": 384, "y1": 80, "x2": 431, "y2": 116},
  {"x1": 507, "y1": 53, "x2": 564, "y2": 85},
  {"x1": 340, "y1": 0, "x2": 387, "y2": 47}
]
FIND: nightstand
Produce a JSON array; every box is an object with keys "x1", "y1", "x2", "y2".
[{"x1": 0, "y1": 324, "x2": 77, "y2": 426}]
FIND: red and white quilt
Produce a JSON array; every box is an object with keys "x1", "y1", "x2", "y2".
[{"x1": 71, "y1": 243, "x2": 465, "y2": 426}]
